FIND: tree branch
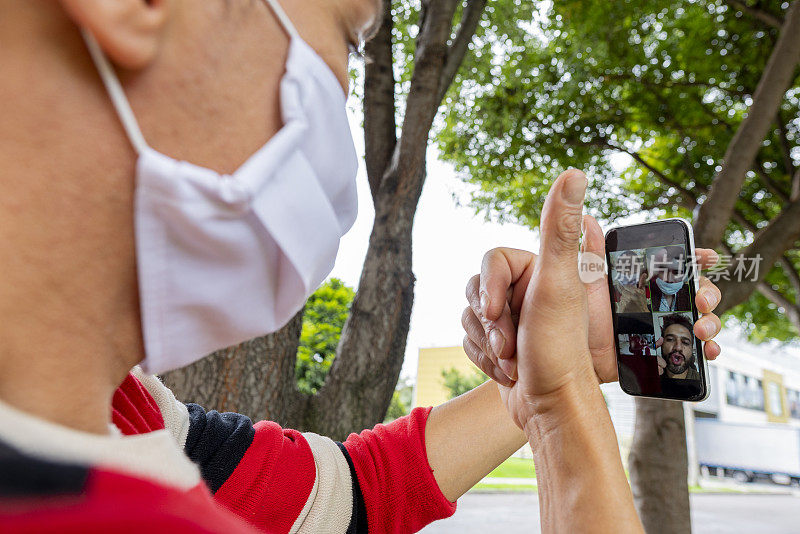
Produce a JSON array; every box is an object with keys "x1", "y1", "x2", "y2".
[
  {"x1": 605, "y1": 142, "x2": 698, "y2": 207},
  {"x1": 792, "y1": 167, "x2": 800, "y2": 201},
  {"x1": 716, "y1": 197, "x2": 800, "y2": 311},
  {"x1": 730, "y1": 208, "x2": 800, "y2": 298},
  {"x1": 757, "y1": 281, "x2": 800, "y2": 334},
  {"x1": 363, "y1": 1, "x2": 397, "y2": 200},
  {"x1": 694, "y1": 0, "x2": 800, "y2": 248},
  {"x1": 754, "y1": 163, "x2": 790, "y2": 203},
  {"x1": 386, "y1": 0, "x2": 459, "y2": 200},
  {"x1": 437, "y1": 0, "x2": 487, "y2": 105},
  {"x1": 781, "y1": 254, "x2": 800, "y2": 297},
  {"x1": 723, "y1": 0, "x2": 784, "y2": 29},
  {"x1": 604, "y1": 72, "x2": 747, "y2": 98},
  {"x1": 777, "y1": 117, "x2": 796, "y2": 179}
]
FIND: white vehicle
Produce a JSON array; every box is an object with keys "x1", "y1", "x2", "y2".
[{"x1": 695, "y1": 419, "x2": 800, "y2": 485}]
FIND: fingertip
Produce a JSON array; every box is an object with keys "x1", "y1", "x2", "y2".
[
  {"x1": 540, "y1": 170, "x2": 588, "y2": 270},
  {"x1": 479, "y1": 251, "x2": 512, "y2": 321},
  {"x1": 490, "y1": 365, "x2": 514, "y2": 387},
  {"x1": 479, "y1": 290, "x2": 491, "y2": 317},
  {"x1": 581, "y1": 214, "x2": 606, "y2": 255},
  {"x1": 498, "y1": 356, "x2": 517, "y2": 381},
  {"x1": 705, "y1": 339, "x2": 721, "y2": 360},
  {"x1": 560, "y1": 169, "x2": 588, "y2": 206},
  {"x1": 695, "y1": 291, "x2": 712, "y2": 314},
  {"x1": 696, "y1": 248, "x2": 720, "y2": 269}
]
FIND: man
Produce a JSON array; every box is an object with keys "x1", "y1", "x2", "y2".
[
  {"x1": 611, "y1": 250, "x2": 649, "y2": 313},
  {"x1": 0, "y1": 1, "x2": 725, "y2": 533},
  {"x1": 1, "y1": 1, "x2": 531, "y2": 532},
  {"x1": 647, "y1": 246, "x2": 692, "y2": 312},
  {"x1": 657, "y1": 314, "x2": 701, "y2": 381}
]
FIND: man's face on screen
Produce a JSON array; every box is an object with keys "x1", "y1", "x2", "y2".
[{"x1": 661, "y1": 323, "x2": 693, "y2": 375}]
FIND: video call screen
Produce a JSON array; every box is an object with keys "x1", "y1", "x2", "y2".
[{"x1": 606, "y1": 222, "x2": 706, "y2": 400}]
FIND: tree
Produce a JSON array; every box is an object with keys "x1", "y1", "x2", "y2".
[
  {"x1": 384, "y1": 376, "x2": 414, "y2": 422},
  {"x1": 436, "y1": 0, "x2": 800, "y2": 531},
  {"x1": 441, "y1": 366, "x2": 487, "y2": 399},
  {"x1": 295, "y1": 279, "x2": 355, "y2": 395},
  {"x1": 163, "y1": 0, "x2": 535, "y2": 440}
]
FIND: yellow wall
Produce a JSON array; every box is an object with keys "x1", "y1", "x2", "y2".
[
  {"x1": 763, "y1": 369, "x2": 789, "y2": 423},
  {"x1": 414, "y1": 346, "x2": 481, "y2": 408}
]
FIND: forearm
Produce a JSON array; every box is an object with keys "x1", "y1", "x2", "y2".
[
  {"x1": 526, "y1": 380, "x2": 643, "y2": 533},
  {"x1": 425, "y1": 380, "x2": 527, "y2": 501}
]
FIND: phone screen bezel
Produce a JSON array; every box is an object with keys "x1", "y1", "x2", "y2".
[{"x1": 605, "y1": 219, "x2": 708, "y2": 402}]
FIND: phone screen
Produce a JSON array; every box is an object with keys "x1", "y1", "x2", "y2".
[{"x1": 605, "y1": 220, "x2": 708, "y2": 401}]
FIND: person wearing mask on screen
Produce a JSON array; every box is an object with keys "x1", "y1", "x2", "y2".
[
  {"x1": 647, "y1": 246, "x2": 692, "y2": 312},
  {"x1": 0, "y1": 1, "x2": 725, "y2": 532}
]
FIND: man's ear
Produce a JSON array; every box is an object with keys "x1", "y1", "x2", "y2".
[{"x1": 59, "y1": 0, "x2": 169, "y2": 70}]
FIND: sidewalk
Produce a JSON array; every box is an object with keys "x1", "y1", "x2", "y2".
[
  {"x1": 474, "y1": 476, "x2": 537, "y2": 492},
  {"x1": 475, "y1": 475, "x2": 800, "y2": 496},
  {"x1": 697, "y1": 477, "x2": 800, "y2": 496}
]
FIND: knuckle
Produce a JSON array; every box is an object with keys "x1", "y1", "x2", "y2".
[
  {"x1": 483, "y1": 335, "x2": 493, "y2": 360},
  {"x1": 475, "y1": 352, "x2": 491, "y2": 374},
  {"x1": 465, "y1": 274, "x2": 481, "y2": 301},
  {"x1": 483, "y1": 247, "x2": 505, "y2": 264},
  {"x1": 461, "y1": 307, "x2": 473, "y2": 328},
  {"x1": 463, "y1": 335, "x2": 476, "y2": 358}
]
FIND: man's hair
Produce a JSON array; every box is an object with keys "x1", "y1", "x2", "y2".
[
  {"x1": 660, "y1": 245, "x2": 686, "y2": 264},
  {"x1": 661, "y1": 314, "x2": 693, "y2": 336}
]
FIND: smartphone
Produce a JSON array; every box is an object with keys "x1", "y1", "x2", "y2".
[{"x1": 604, "y1": 218, "x2": 710, "y2": 401}]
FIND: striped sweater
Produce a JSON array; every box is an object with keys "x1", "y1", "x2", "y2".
[{"x1": 0, "y1": 368, "x2": 456, "y2": 533}]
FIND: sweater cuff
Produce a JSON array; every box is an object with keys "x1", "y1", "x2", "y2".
[{"x1": 343, "y1": 407, "x2": 457, "y2": 533}]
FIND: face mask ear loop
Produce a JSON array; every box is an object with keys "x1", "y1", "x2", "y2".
[
  {"x1": 262, "y1": 0, "x2": 301, "y2": 40},
  {"x1": 80, "y1": 29, "x2": 149, "y2": 156}
]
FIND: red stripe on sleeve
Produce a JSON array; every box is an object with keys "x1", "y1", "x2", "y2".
[
  {"x1": 343, "y1": 407, "x2": 457, "y2": 533},
  {"x1": 111, "y1": 374, "x2": 165, "y2": 435},
  {"x1": 213, "y1": 422, "x2": 316, "y2": 534},
  {"x1": 0, "y1": 468, "x2": 258, "y2": 534}
]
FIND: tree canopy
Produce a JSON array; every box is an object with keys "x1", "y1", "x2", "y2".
[
  {"x1": 436, "y1": 0, "x2": 800, "y2": 342},
  {"x1": 441, "y1": 366, "x2": 488, "y2": 399},
  {"x1": 296, "y1": 278, "x2": 355, "y2": 395}
]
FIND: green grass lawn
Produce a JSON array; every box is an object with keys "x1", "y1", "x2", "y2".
[
  {"x1": 473, "y1": 482, "x2": 537, "y2": 492},
  {"x1": 486, "y1": 457, "x2": 536, "y2": 479}
]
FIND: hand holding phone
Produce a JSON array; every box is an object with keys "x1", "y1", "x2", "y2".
[
  {"x1": 605, "y1": 219, "x2": 721, "y2": 401},
  {"x1": 462, "y1": 217, "x2": 723, "y2": 399}
]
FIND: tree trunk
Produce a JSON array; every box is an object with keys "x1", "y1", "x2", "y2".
[
  {"x1": 694, "y1": 0, "x2": 800, "y2": 248},
  {"x1": 305, "y1": 168, "x2": 422, "y2": 440},
  {"x1": 630, "y1": 5, "x2": 800, "y2": 530},
  {"x1": 161, "y1": 311, "x2": 306, "y2": 427},
  {"x1": 629, "y1": 398, "x2": 692, "y2": 534}
]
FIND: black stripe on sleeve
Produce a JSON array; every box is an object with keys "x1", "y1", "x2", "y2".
[
  {"x1": 0, "y1": 439, "x2": 89, "y2": 498},
  {"x1": 183, "y1": 403, "x2": 256, "y2": 493},
  {"x1": 336, "y1": 441, "x2": 369, "y2": 534}
]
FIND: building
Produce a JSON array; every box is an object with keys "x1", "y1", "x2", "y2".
[{"x1": 414, "y1": 346, "x2": 483, "y2": 408}]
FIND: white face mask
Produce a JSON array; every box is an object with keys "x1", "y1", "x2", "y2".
[
  {"x1": 81, "y1": 0, "x2": 358, "y2": 375},
  {"x1": 655, "y1": 276, "x2": 685, "y2": 296}
]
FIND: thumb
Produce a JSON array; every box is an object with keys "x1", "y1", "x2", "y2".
[{"x1": 539, "y1": 169, "x2": 587, "y2": 275}]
